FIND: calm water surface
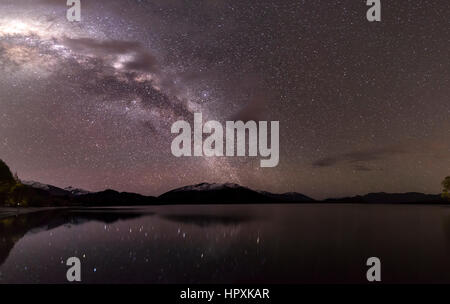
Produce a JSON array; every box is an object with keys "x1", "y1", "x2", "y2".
[{"x1": 1, "y1": 204, "x2": 450, "y2": 283}]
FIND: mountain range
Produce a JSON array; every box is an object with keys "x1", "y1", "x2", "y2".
[
  {"x1": 0, "y1": 159, "x2": 447, "y2": 207},
  {"x1": 19, "y1": 181, "x2": 314, "y2": 205},
  {"x1": 15, "y1": 180, "x2": 448, "y2": 206}
]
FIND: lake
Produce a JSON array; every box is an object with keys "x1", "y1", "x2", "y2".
[{"x1": 1, "y1": 204, "x2": 450, "y2": 283}]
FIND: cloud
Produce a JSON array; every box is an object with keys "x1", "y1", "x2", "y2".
[
  {"x1": 352, "y1": 164, "x2": 376, "y2": 172},
  {"x1": 313, "y1": 146, "x2": 406, "y2": 168},
  {"x1": 63, "y1": 38, "x2": 141, "y2": 54},
  {"x1": 230, "y1": 96, "x2": 268, "y2": 122},
  {"x1": 313, "y1": 156, "x2": 339, "y2": 167}
]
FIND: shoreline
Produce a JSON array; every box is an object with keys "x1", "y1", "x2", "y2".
[
  {"x1": 1, "y1": 200, "x2": 449, "y2": 219},
  {"x1": 0, "y1": 207, "x2": 68, "y2": 220}
]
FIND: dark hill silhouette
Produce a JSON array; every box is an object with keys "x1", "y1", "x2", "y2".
[
  {"x1": 324, "y1": 192, "x2": 445, "y2": 204},
  {"x1": 158, "y1": 182, "x2": 314, "y2": 204},
  {"x1": 259, "y1": 191, "x2": 313, "y2": 202},
  {"x1": 74, "y1": 189, "x2": 157, "y2": 206},
  {"x1": 0, "y1": 160, "x2": 70, "y2": 207},
  {"x1": 22, "y1": 181, "x2": 70, "y2": 197},
  {"x1": 0, "y1": 159, "x2": 447, "y2": 207}
]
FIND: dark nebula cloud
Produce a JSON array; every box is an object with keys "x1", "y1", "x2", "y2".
[{"x1": 313, "y1": 146, "x2": 407, "y2": 168}]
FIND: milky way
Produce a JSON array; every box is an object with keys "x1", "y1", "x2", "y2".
[{"x1": 0, "y1": 0, "x2": 449, "y2": 199}]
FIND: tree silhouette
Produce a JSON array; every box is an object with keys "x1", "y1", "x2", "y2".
[
  {"x1": 0, "y1": 159, "x2": 29, "y2": 206},
  {"x1": 0, "y1": 159, "x2": 14, "y2": 184},
  {"x1": 442, "y1": 176, "x2": 450, "y2": 201}
]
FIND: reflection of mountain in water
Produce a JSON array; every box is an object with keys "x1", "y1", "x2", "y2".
[
  {"x1": 0, "y1": 208, "x2": 258, "y2": 269},
  {"x1": 0, "y1": 209, "x2": 151, "y2": 267},
  {"x1": 161, "y1": 214, "x2": 255, "y2": 227}
]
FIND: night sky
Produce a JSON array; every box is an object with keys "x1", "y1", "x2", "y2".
[{"x1": 0, "y1": 0, "x2": 448, "y2": 199}]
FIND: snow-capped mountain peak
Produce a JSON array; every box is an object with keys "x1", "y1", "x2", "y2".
[
  {"x1": 64, "y1": 186, "x2": 91, "y2": 196},
  {"x1": 172, "y1": 182, "x2": 246, "y2": 192}
]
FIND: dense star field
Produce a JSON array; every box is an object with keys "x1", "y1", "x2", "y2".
[{"x1": 0, "y1": 0, "x2": 449, "y2": 199}]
